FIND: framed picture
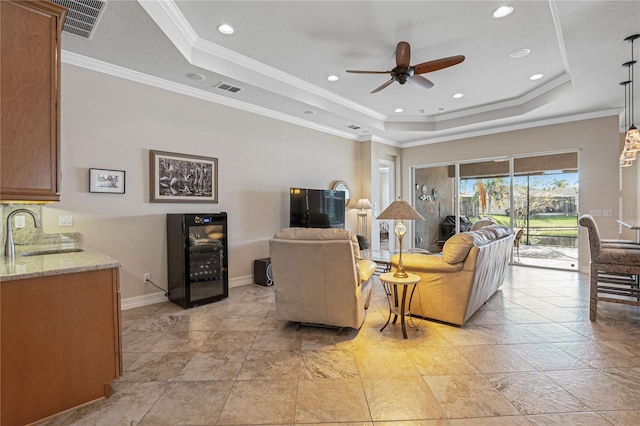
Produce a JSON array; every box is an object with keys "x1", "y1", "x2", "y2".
[
  {"x1": 150, "y1": 150, "x2": 218, "y2": 203},
  {"x1": 89, "y1": 168, "x2": 126, "y2": 194}
]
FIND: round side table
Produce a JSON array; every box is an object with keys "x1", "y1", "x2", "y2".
[{"x1": 379, "y1": 272, "x2": 421, "y2": 339}]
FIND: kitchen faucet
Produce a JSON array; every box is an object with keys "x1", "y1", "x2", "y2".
[{"x1": 4, "y1": 209, "x2": 41, "y2": 259}]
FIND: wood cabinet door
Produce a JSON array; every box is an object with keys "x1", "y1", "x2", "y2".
[{"x1": 0, "y1": 0, "x2": 66, "y2": 202}]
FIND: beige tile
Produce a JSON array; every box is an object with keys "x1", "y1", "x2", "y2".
[
  {"x1": 217, "y1": 314, "x2": 266, "y2": 330},
  {"x1": 138, "y1": 381, "x2": 233, "y2": 425},
  {"x1": 300, "y1": 327, "x2": 356, "y2": 351},
  {"x1": 171, "y1": 351, "x2": 245, "y2": 381},
  {"x1": 199, "y1": 329, "x2": 258, "y2": 352},
  {"x1": 353, "y1": 346, "x2": 420, "y2": 378},
  {"x1": 405, "y1": 345, "x2": 480, "y2": 376},
  {"x1": 526, "y1": 412, "x2": 613, "y2": 425},
  {"x1": 423, "y1": 374, "x2": 519, "y2": 418},
  {"x1": 150, "y1": 330, "x2": 211, "y2": 352},
  {"x1": 597, "y1": 410, "x2": 640, "y2": 424},
  {"x1": 300, "y1": 348, "x2": 359, "y2": 379},
  {"x1": 484, "y1": 371, "x2": 590, "y2": 414},
  {"x1": 554, "y1": 340, "x2": 640, "y2": 368},
  {"x1": 44, "y1": 381, "x2": 167, "y2": 425},
  {"x1": 217, "y1": 379, "x2": 297, "y2": 424},
  {"x1": 295, "y1": 378, "x2": 371, "y2": 423},
  {"x1": 518, "y1": 322, "x2": 591, "y2": 343},
  {"x1": 449, "y1": 416, "x2": 532, "y2": 425},
  {"x1": 121, "y1": 330, "x2": 166, "y2": 353},
  {"x1": 544, "y1": 368, "x2": 640, "y2": 410},
  {"x1": 362, "y1": 376, "x2": 445, "y2": 421},
  {"x1": 172, "y1": 314, "x2": 221, "y2": 331},
  {"x1": 251, "y1": 328, "x2": 303, "y2": 351},
  {"x1": 121, "y1": 351, "x2": 194, "y2": 382},
  {"x1": 455, "y1": 345, "x2": 535, "y2": 373},
  {"x1": 507, "y1": 343, "x2": 591, "y2": 370},
  {"x1": 237, "y1": 350, "x2": 301, "y2": 380}
]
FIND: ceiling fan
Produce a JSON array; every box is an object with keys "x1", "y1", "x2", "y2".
[{"x1": 346, "y1": 41, "x2": 465, "y2": 93}]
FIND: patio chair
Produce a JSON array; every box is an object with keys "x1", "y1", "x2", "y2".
[{"x1": 513, "y1": 229, "x2": 524, "y2": 261}]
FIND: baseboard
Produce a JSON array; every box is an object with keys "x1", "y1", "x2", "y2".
[
  {"x1": 121, "y1": 292, "x2": 168, "y2": 310},
  {"x1": 121, "y1": 274, "x2": 255, "y2": 310}
]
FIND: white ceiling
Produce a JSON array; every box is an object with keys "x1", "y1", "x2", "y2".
[{"x1": 60, "y1": 0, "x2": 640, "y2": 146}]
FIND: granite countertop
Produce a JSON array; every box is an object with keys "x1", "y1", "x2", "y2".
[{"x1": 0, "y1": 243, "x2": 122, "y2": 281}]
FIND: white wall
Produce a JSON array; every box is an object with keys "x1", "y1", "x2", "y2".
[
  {"x1": 400, "y1": 116, "x2": 622, "y2": 272},
  {"x1": 43, "y1": 64, "x2": 361, "y2": 300}
]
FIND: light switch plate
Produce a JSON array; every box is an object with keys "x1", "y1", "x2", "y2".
[{"x1": 58, "y1": 215, "x2": 73, "y2": 227}]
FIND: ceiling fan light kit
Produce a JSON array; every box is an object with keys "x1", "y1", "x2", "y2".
[{"x1": 346, "y1": 41, "x2": 465, "y2": 94}]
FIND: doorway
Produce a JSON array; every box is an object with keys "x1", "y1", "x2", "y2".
[
  {"x1": 377, "y1": 159, "x2": 395, "y2": 251},
  {"x1": 413, "y1": 151, "x2": 579, "y2": 271}
]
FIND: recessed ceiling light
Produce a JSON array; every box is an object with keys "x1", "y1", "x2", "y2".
[
  {"x1": 529, "y1": 73, "x2": 544, "y2": 80},
  {"x1": 185, "y1": 72, "x2": 205, "y2": 81},
  {"x1": 510, "y1": 48, "x2": 531, "y2": 59},
  {"x1": 394, "y1": 108, "x2": 404, "y2": 113},
  {"x1": 218, "y1": 24, "x2": 234, "y2": 35},
  {"x1": 453, "y1": 93, "x2": 464, "y2": 99},
  {"x1": 327, "y1": 75, "x2": 339, "y2": 82},
  {"x1": 492, "y1": 6, "x2": 514, "y2": 18}
]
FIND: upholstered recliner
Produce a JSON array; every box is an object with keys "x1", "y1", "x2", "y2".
[
  {"x1": 391, "y1": 224, "x2": 514, "y2": 325},
  {"x1": 269, "y1": 228, "x2": 376, "y2": 330},
  {"x1": 578, "y1": 214, "x2": 640, "y2": 320}
]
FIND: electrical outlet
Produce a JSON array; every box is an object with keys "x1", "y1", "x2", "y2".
[
  {"x1": 58, "y1": 215, "x2": 73, "y2": 227},
  {"x1": 143, "y1": 273, "x2": 151, "y2": 283},
  {"x1": 14, "y1": 215, "x2": 26, "y2": 229}
]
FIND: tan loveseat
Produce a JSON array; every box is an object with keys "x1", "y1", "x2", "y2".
[
  {"x1": 269, "y1": 227, "x2": 376, "y2": 330},
  {"x1": 391, "y1": 224, "x2": 514, "y2": 325}
]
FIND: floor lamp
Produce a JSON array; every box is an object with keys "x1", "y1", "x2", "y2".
[
  {"x1": 355, "y1": 198, "x2": 372, "y2": 237},
  {"x1": 376, "y1": 198, "x2": 424, "y2": 278}
]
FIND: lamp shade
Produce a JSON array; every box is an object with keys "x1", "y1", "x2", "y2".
[
  {"x1": 355, "y1": 198, "x2": 373, "y2": 211},
  {"x1": 376, "y1": 199, "x2": 424, "y2": 221}
]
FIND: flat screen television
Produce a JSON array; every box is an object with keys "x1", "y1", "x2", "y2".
[{"x1": 289, "y1": 188, "x2": 345, "y2": 229}]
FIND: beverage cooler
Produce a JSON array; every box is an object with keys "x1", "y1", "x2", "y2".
[{"x1": 167, "y1": 213, "x2": 228, "y2": 308}]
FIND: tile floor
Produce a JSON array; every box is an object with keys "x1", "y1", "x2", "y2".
[{"x1": 40, "y1": 266, "x2": 640, "y2": 425}]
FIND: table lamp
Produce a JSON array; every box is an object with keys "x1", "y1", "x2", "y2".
[
  {"x1": 355, "y1": 198, "x2": 373, "y2": 236},
  {"x1": 376, "y1": 198, "x2": 424, "y2": 278}
]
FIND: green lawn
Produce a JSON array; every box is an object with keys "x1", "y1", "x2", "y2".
[{"x1": 470, "y1": 214, "x2": 578, "y2": 237}]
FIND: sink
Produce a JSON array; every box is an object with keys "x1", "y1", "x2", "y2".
[{"x1": 21, "y1": 248, "x2": 84, "y2": 257}]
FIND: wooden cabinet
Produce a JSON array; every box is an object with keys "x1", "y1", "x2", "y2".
[
  {"x1": 1, "y1": 268, "x2": 122, "y2": 426},
  {"x1": 0, "y1": 0, "x2": 66, "y2": 202}
]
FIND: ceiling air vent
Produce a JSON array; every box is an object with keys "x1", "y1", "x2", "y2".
[
  {"x1": 51, "y1": 0, "x2": 107, "y2": 40},
  {"x1": 214, "y1": 82, "x2": 243, "y2": 94}
]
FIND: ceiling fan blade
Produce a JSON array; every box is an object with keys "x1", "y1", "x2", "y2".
[
  {"x1": 396, "y1": 41, "x2": 411, "y2": 69},
  {"x1": 371, "y1": 78, "x2": 395, "y2": 94},
  {"x1": 408, "y1": 75, "x2": 434, "y2": 90},
  {"x1": 346, "y1": 70, "x2": 391, "y2": 74},
  {"x1": 413, "y1": 55, "x2": 465, "y2": 75}
]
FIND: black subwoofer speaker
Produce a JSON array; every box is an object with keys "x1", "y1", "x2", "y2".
[{"x1": 253, "y1": 258, "x2": 273, "y2": 286}]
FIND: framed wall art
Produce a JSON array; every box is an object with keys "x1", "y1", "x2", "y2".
[
  {"x1": 150, "y1": 150, "x2": 218, "y2": 203},
  {"x1": 89, "y1": 168, "x2": 126, "y2": 194}
]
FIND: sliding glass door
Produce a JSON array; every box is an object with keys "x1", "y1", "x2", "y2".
[{"x1": 413, "y1": 151, "x2": 578, "y2": 271}]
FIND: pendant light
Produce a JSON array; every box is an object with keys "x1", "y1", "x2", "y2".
[
  {"x1": 624, "y1": 34, "x2": 640, "y2": 152},
  {"x1": 620, "y1": 80, "x2": 636, "y2": 166}
]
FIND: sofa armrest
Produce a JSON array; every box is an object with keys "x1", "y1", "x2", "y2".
[
  {"x1": 357, "y1": 259, "x2": 377, "y2": 283},
  {"x1": 391, "y1": 253, "x2": 463, "y2": 273}
]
